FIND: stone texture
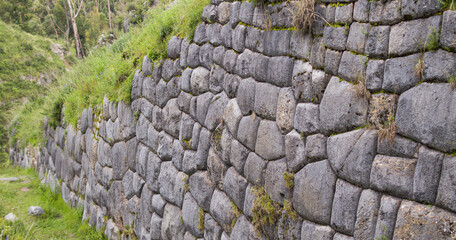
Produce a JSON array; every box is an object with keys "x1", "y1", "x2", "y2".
[
  {"x1": 335, "y1": 3, "x2": 353, "y2": 24},
  {"x1": 223, "y1": 99, "x2": 242, "y2": 137},
  {"x1": 310, "y1": 37, "x2": 326, "y2": 69},
  {"x1": 423, "y1": 49, "x2": 456, "y2": 82},
  {"x1": 207, "y1": 23, "x2": 222, "y2": 46},
  {"x1": 323, "y1": 26, "x2": 348, "y2": 51},
  {"x1": 300, "y1": 220, "x2": 335, "y2": 240},
  {"x1": 265, "y1": 158, "x2": 291, "y2": 204},
  {"x1": 223, "y1": 167, "x2": 248, "y2": 210},
  {"x1": 159, "y1": 162, "x2": 186, "y2": 207},
  {"x1": 255, "y1": 120, "x2": 285, "y2": 160},
  {"x1": 346, "y1": 22, "x2": 370, "y2": 54},
  {"x1": 229, "y1": 140, "x2": 249, "y2": 175},
  {"x1": 294, "y1": 103, "x2": 320, "y2": 135},
  {"x1": 365, "y1": 26, "x2": 390, "y2": 59},
  {"x1": 324, "y1": 49, "x2": 342, "y2": 76},
  {"x1": 161, "y1": 204, "x2": 185, "y2": 240},
  {"x1": 395, "y1": 83, "x2": 456, "y2": 153},
  {"x1": 290, "y1": 32, "x2": 312, "y2": 60},
  {"x1": 354, "y1": 189, "x2": 381, "y2": 240},
  {"x1": 330, "y1": 179, "x2": 362, "y2": 235},
  {"x1": 167, "y1": 36, "x2": 182, "y2": 59},
  {"x1": 383, "y1": 53, "x2": 421, "y2": 94},
  {"x1": 199, "y1": 43, "x2": 214, "y2": 70},
  {"x1": 369, "y1": 0, "x2": 402, "y2": 25},
  {"x1": 338, "y1": 51, "x2": 367, "y2": 82},
  {"x1": 393, "y1": 200, "x2": 456, "y2": 240},
  {"x1": 319, "y1": 77, "x2": 368, "y2": 135},
  {"x1": 389, "y1": 15, "x2": 442, "y2": 56},
  {"x1": 437, "y1": 156, "x2": 456, "y2": 212},
  {"x1": 263, "y1": 30, "x2": 291, "y2": 56},
  {"x1": 377, "y1": 135, "x2": 419, "y2": 158},
  {"x1": 365, "y1": 60, "x2": 384, "y2": 92},
  {"x1": 284, "y1": 130, "x2": 306, "y2": 173},
  {"x1": 244, "y1": 152, "x2": 266, "y2": 186},
  {"x1": 402, "y1": 0, "x2": 442, "y2": 19},
  {"x1": 189, "y1": 171, "x2": 215, "y2": 212},
  {"x1": 191, "y1": 67, "x2": 210, "y2": 95},
  {"x1": 370, "y1": 155, "x2": 417, "y2": 199},
  {"x1": 204, "y1": 92, "x2": 228, "y2": 131},
  {"x1": 374, "y1": 195, "x2": 401, "y2": 240},
  {"x1": 413, "y1": 146, "x2": 444, "y2": 204},
  {"x1": 230, "y1": 215, "x2": 258, "y2": 240},
  {"x1": 237, "y1": 115, "x2": 260, "y2": 151},
  {"x1": 267, "y1": 56, "x2": 294, "y2": 87},
  {"x1": 235, "y1": 49, "x2": 253, "y2": 78},
  {"x1": 293, "y1": 160, "x2": 336, "y2": 225},
  {"x1": 353, "y1": 0, "x2": 370, "y2": 22},
  {"x1": 207, "y1": 147, "x2": 227, "y2": 189},
  {"x1": 152, "y1": 194, "x2": 166, "y2": 216},
  {"x1": 232, "y1": 24, "x2": 246, "y2": 53},
  {"x1": 254, "y1": 82, "x2": 279, "y2": 120},
  {"x1": 209, "y1": 65, "x2": 225, "y2": 94},
  {"x1": 204, "y1": 214, "x2": 222, "y2": 240},
  {"x1": 328, "y1": 129, "x2": 377, "y2": 188},
  {"x1": 223, "y1": 73, "x2": 240, "y2": 98},
  {"x1": 182, "y1": 193, "x2": 203, "y2": 237},
  {"x1": 441, "y1": 10, "x2": 456, "y2": 52},
  {"x1": 209, "y1": 189, "x2": 236, "y2": 233}
]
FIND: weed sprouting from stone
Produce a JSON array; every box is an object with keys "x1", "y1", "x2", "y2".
[
  {"x1": 251, "y1": 186, "x2": 281, "y2": 237},
  {"x1": 449, "y1": 75, "x2": 456, "y2": 91},
  {"x1": 230, "y1": 200, "x2": 241, "y2": 229},
  {"x1": 197, "y1": 208, "x2": 205, "y2": 232},
  {"x1": 291, "y1": 0, "x2": 317, "y2": 34},
  {"x1": 283, "y1": 172, "x2": 294, "y2": 190}
]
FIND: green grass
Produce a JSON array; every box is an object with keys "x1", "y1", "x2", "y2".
[
  {"x1": 0, "y1": 165, "x2": 105, "y2": 239},
  {"x1": 9, "y1": 0, "x2": 209, "y2": 149}
]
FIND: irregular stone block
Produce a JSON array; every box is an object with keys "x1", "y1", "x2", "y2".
[
  {"x1": 276, "y1": 87, "x2": 296, "y2": 134},
  {"x1": 180, "y1": 38, "x2": 190, "y2": 68},
  {"x1": 331, "y1": 179, "x2": 362, "y2": 235},
  {"x1": 319, "y1": 77, "x2": 368, "y2": 135},
  {"x1": 365, "y1": 26, "x2": 389, "y2": 58},
  {"x1": 147, "y1": 152, "x2": 161, "y2": 192},
  {"x1": 389, "y1": 15, "x2": 441, "y2": 56},
  {"x1": 202, "y1": 5, "x2": 217, "y2": 23},
  {"x1": 213, "y1": 46, "x2": 226, "y2": 67},
  {"x1": 229, "y1": 2, "x2": 241, "y2": 28},
  {"x1": 324, "y1": 49, "x2": 342, "y2": 76},
  {"x1": 290, "y1": 32, "x2": 312, "y2": 60},
  {"x1": 413, "y1": 146, "x2": 444, "y2": 204},
  {"x1": 323, "y1": 26, "x2": 348, "y2": 51},
  {"x1": 206, "y1": 23, "x2": 222, "y2": 46},
  {"x1": 230, "y1": 140, "x2": 249, "y2": 175},
  {"x1": 217, "y1": 2, "x2": 230, "y2": 24},
  {"x1": 199, "y1": 43, "x2": 214, "y2": 70},
  {"x1": 223, "y1": 99, "x2": 242, "y2": 137},
  {"x1": 441, "y1": 10, "x2": 456, "y2": 52},
  {"x1": 292, "y1": 63, "x2": 330, "y2": 103},
  {"x1": 196, "y1": 92, "x2": 214, "y2": 124},
  {"x1": 132, "y1": 70, "x2": 144, "y2": 100},
  {"x1": 294, "y1": 103, "x2": 320, "y2": 135},
  {"x1": 112, "y1": 142, "x2": 128, "y2": 180},
  {"x1": 223, "y1": 167, "x2": 248, "y2": 210},
  {"x1": 377, "y1": 135, "x2": 419, "y2": 158},
  {"x1": 335, "y1": 3, "x2": 353, "y2": 24},
  {"x1": 265, "y1": 158, "x2": 291, "y2": 204},
  {"x1": 239, "y1": 1, "x2": 254, "y2": 24},
  {"x1": 230, "y1": 215, "x2": 257, "y2": 240},
  {"x1": 365, "y1": 60, "x2": 384, "y2": 92},
  {"x1": 161, "y1": 204, "x2": 185, "y2": 240},
  {"x1": 159, "y1": 162, "x2": 187, "y2": 207},
  {"x1": 306, "y1": 133, "x2": 327, "y2": 162},
  {"x1": 370, "y1": 155, "x2": 417, "y2": 199},
  {"x1": 191, "y1": 67, "x2": 210, "y2": 95},
  {"x1": 251, "y1": 52, "x2": 269, "y2": 82},
  {"x1": 353, "y1": 0, "x2": 370, "y2": 22},
  {"x1": 338, "y1": 51, "x2": 367, "y2": 82},
  {"x1": 167, "y1": 36, "x2": 182, "y2": 59},
  {"x1": 204, "y1": 214, "x2": 223, "y2": 240},
  {"x1": 254, "y1": 82, "x2": 279, "y2": 120},
  {"x1": 423, "y1": 49, "x2": 456, "y2": 82},
  {"x1": 402, "y1": 0, "x2": 442, "y2": 19},
  {"x1": 232, "y1": 24, "x2": 246, "y2": 53},
  {"x1": 255, "y1": 120, "x2": 285, "y2": 160},
  {"x1": 284, "y1": 130, "x2": 307, "y2": 173},
  {"x1": 237, "y1": 114, "x2": 260, "y2": 151},
  {"x1": 187, "y1": 44, "x2": 201, "y2": 69},
  {"x1": 189, "y1": 171, "x2": 215, "y2": 212},
  {"x1": 396, "y1": 83, "x2": 456, "y2": 153},
  {"x1": 267, "y1": 56, "x2": 294, "y2": 87},
  {"x1": 263, "y1": 30, "x2": 291, "y2": 56},
  {"x1": 182, "y1": 193, "x2": 203, "y2": 237},
  {"x1": 207, "y1": 148, "x2": 227, "y2": 189},
  {"x1": 152, "y1": 194, "x2": 166, "y2": 216},
  {"x1": 310, "y1": 37, "x2": 326, "y2": 69},
  {"x1": 393, "y1": 200, "x2": 456, "y2": 240},
  {"x1": 223, "y1": 73, "x2": 240, "y2": 98},
  {"x1": 244, "y1": 152, "x2": 266, "y2": 186},
  {"x1": 437, "y1": 156, "x2": 456, "y2": 212},
  {"x1": 235, "y1": 49, "x2": 253, "y2": 78},
  {"x1": 222, "y1": 50, "x2": 237, "y2": 73},
  {"x1": 205, "y1": 92, "x2": 228, "y2": 131},
  {"x1": 373, "y1": 195, "x2": 401, "y2": 240},
  {"x1": 158, "y1": 131, "x2": 175, "y2": 161},
  {"x1": 293, "y1": 160, "x2": 336, "y2": 225},
  {"x1": 312, "y1": 3, "x2": 326, "y2": 35},
  {"x1": 245, "y1": 27, "x2": 265, "y2": 53},
  {"x1": 369, "y1": 0, "x2": 402, "y2": 25},
  {"x1": 353, "y1": 189, "x2": 381, "y2": 240},
  {"x1": 209, "y1": 189, "x2": 236, "y2": 233},
  {"x1": 300, "y1": 220, "x2": 335, "y2": 240}
]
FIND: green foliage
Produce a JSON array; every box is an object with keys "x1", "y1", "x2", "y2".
[
  {"x1": 426, "y1": 27, "x2": 440, "y2": 51},
  {"x1": 283, "y1": 199, "x2": 298, "y2": 221},
  {"x1": 0, "y1": 166, "x2": 105, "y2": 239},
  {"x1": 251, "y1": 186, "x2": 281, "y2": 237},
  {"x1": 197, "y1": 208, "x2": 205, "y2": 232},
  {"x1": 282, "y1": 172, "x2": 294, "y2": 190},
  {"x1": 441, "y1": 0, "x2": 456, "y2": 10}
]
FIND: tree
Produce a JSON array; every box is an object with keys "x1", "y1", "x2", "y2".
[{"x1": 67, "y1": 0, "x2": 85, "y2": 58}]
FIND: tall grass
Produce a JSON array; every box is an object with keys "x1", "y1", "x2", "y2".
[{"x1": 10, "y1": 0, "x2": 209, "y2": 148}]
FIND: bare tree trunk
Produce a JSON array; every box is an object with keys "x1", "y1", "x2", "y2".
[
  {"x1": 107, "y1": 0, "x2": 112, "y2": 31},
  {"x1": 67, "y1": 0, "x2": 84, "y2": 58},
  {"x1": 62, "y1": 0, "x2": 71, "y2": 44}
]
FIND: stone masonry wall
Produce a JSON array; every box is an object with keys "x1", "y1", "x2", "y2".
[{"x1": 9, "y1": 0, "x2": 456, "y2": 239}]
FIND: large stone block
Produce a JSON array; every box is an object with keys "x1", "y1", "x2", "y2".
[
  {"x1": 223, "y1": 99, "x2": 242, "y2": 137},
  {"x1": 187, "y1": 44, "x2": 201, "y2": 69},
  {"x1": 369, "y1": 0, "x2": 402, "y2": 25},
  {"x1": 370, "y1": 155, "x2": 417, "y2": 199},
  {"x1": 290, "y1": 32, "x2": 312, "y2": 60},
  {"x1": 346, "y1": 22, "x2": 370, "y2": 54},
  {"x1": 223, "y1": 50, "x2": 237, "y2": 73},
  {"x1": 207, "y1": 148, "x2": 227, "y2": 189},
  {"x1": 365, "y1": 60, "x2": 384, "y2": 92},
  {"x1": 196, "y1": 92, "x2": 214, "y2": 125},
  {"x1": 300, "y1": 220, "x2": 335, "y2": 240},
  {"x1": 254, "y1": 82, "x2": 279, "y2": 120},
  {"x1": 182, "y1": 193, "x2": 203, "y2": 237},
  {"x1": 147, "y1": 152, "x2": 161, "y2": 192},
  {"x1": 413, "y1": 146, "x2": 444, "y2": 204},
  {"x1": 323, "y1": 26, "x2": 348, "y2": 51},
  {"x1": 294, "y1": 103, "x2": 320, "y2": 135},
  {"x1": 205, "y1": 92, "x2": 228, "y2": 131},
  {"x1": 354, "y1": 189, "x2": 381, "y2": 240},
  {"x1": 319, "y1": 77, "x2": 368, "y2": 135},
  {"x1": 209, "y1": 189, "x2": 236, "y2": 233},
  {"x1": 204, "y1": 213, "x2": 223, "y2": 240},
  {"x1": 423, "y1": 49, "x2": 456, "y2": 82},
  {"x1": 191, "y1": 67, "x2": 210, "y2": 95},
  {"x1": 263, "y1": 30, "x2": 291, "y2": 56},
  {"x1": 437, "y1": 156, "x2": 456, "y2": 212},
  {"x1": 161, "y1": 204, "x2": 185, "y2": 240},
  {"x1": 199, "y1": 43, "x2": 214, "y2": 70},
  {"x1": 395, "y1": 83, "x2": 456, "y2": 153},
  {"x1": 293, "y1": 160, "x2": 336, "y2": 225},
  {"x1": 338, "y1": 51, "x2": 367, "y2": 82},
  {"x1": 255, "y1": 120, "x2": 285, "y2": 160},
  {"x1": 328, "y1": 129, "x2": 377, "y2": 188},
  {"x1": 365, "y1": 26, "x2": 390, "y2": 58},
  {"x1": 284, "y1": 130, "x2": 307, "y2": 173},
  {"x1": 310, "y1": 37, "x2": 326, "y2": 69},
  {"x1": 276, "y1": 87, "x2": 296, "y2": 134},
  {"x1": 382, "y1": 53, "x2": 421, "y2": 94},
  {"x1": 373, "y1": 195, "x2": 401, "y2": 240},
  {"x1": 245, "y1": 27, "x2": 265, "y2": 53},
  {"x1": 267, "y1": 56, "x2": 294, "y2": 87},
  {"x1": 237, "y1": 114, "x2": 260, "y2": 151},
  {"x1": 189, "y1": 171, "x2": 215, "y2": 212},
  {"x1": 229, "y1": 140, "x2": 249, "y2": 175},
  {"x1": 292, "y1": 63, "x2": 330, "y2": 103},
  {"x1": 206, "y1": 23, "x2": 222, "y2": 46},
  {"x1": 402, "y1": 0, "x2": 442, "y2": 19},
  {"x1": 389, "y1": 15, "x2": 442, "y2": 56},
  {"x1": 335, "y1": 3, "x2": 353, "y2": 24},
  {"x1": 167, "y1": 36, "x2": 182, "y2": 59},
  {"x1": 330, "y1": 179, "x2": 362, "y2": 235},
  {"x1": 232, "y1": 24, "x2": 246, "y2": 53},
  {"x1": 235, "y1": 49, "x2": 253, "y2": 78},
  {"x1": 239, "y1": 1, "x2": 254, "y2": 24},
  {"x1": 353, "y1": 0, "x2": 370, "y2": 22},
  {"x1": 441, "y1": 10, "x2": 456, "y2": 52},
  {"x1": 159, "y1": 162, "x2": 187, "y2": 207},
  {"x1": 265, "y1": 158, "x2": 291, "y2": 204},
  {"x1": 244, "y1": 152, "x2": 266, "y2": 186},
  {"x1": 112, "y1": 141, "x2": 128, "y2": 180},
  {"x1": 223, "y1": 73, "x2": 240, "y2": 98},
  {"x1": 223, "y1": 167, "x2": 248, "y2": 210},
  {"x1": 393, "y1": 200, "x2": 456, "y2": 240},
  {"x1": 324, "y1": 49, "x2": 342, "y2": 76}
]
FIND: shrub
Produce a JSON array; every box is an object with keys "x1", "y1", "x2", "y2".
[{"x1": 292, "y1": 0, "x2": 317, "y2": 33}]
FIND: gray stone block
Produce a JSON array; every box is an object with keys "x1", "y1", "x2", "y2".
[
  {"x1": 335, "y1": 3, "x2": 353, "y2": 24},
  {"x1": 365, "y1": 60, "x2": 384, "y2": 92},
  {"x1": 441, "y1": 10, "x2": 456, "y2": 52},
  {"x1": 389, "y1": 15, "x2": 441, "y2": 56},
  {"x1": 132, "y1": 70, "x2": 144, "y2": 100},
  {"x1": 294, "y1": 103, "x2": 320, "y2": 135},
  {"x1": 310, "y1": 37, "x2": 326, "y2": 69},
  {"x1": 292, "y1": 63, "x2": 330, "y2": 103},
  {"x1": 347, "y1": 22, "x2": 370, "y2": 54},
  {"x1": 256, "y1": 120, "x2": 285, "y2": 160},
  {"x1": 402, "y1": 0, "x2": 442, "y2": 19},
  {"x1": 156, "y1": 79, "x2": 170, "y2": 108},
  {"x1": 187, "y1": 43, "x2": 200, "y2": 69},
  {"x1": 424, "y1": 49, "x2": 456, "y2": 82},
  {"x1": 353, "y1": 0, "x2": 370, "y2": 22},
  {"x1": 333, "y1": 233, "x2": 354, "y2": 240},
  {"x1": 191, "y1": 67, "x2": 210, "y2": 95},
  {"x1": 232, "y1": 24, "x2": 246, "y2": 52},
  {"x1": 220, "y1": 128, "x2": 232, "y2": 164},
  {"x1": 254, "y1": 82, "x2": 279, "y2": 120},
  {"x1": 112, "y1": 141, "x2": 128, "y2": 180},
  {"x1": 244, "y1": 152, "x2": 266, "y2": 186},
  {"x1": 147, "y1": 152, "x2": 161, "y2": 192},
  {"x1": 326, "y1": 4, "x2": 336, "y2": 23},
  {"x1": 263, "y1": 30, "x2": 291, "y2": 56},
  {"x1": 152, "y1": 194, "x2": 166, "y2": 216},
  {"x1": 252, "y1": 6, "x2": 267, "y2": 29},
  {"x1": 142, "y1": 56, "x2": 153, "y2": 76},
  {"x1": 182, "y1": 193, "x2": 203, "y2": 237},
  {"x1": 290, "y1": 32, "x2": 312, "y2": 60},
  {"x1": 236, "y1": 77, "x2": 256, "y2": 116},
  {"x1": 331, "y1": 179, "x2": 362, "y2": 235},
  {"x1": 223, "y1": 73, "x2": 240, "y2": 98},
  {"x1": 161, "y1": 204, "x2": 185, "y2": 240},
  {"x1": 202, "y1": 5, "x2": 217, "y2": 23},
  {"x1": 223, "y1": 167, "x2": 248, "y2": 210},
  {"x1": 383, "y1": 53, "x2": 421, "y2": 94},
  {"x1": 237, "y1": 114, "x2": 260, "y2": 151},
  {"x1": 245, "y1": 27, "x2": 265, "y2": 53},
  {"x1": 243, "y1": 184, "x2": 255, "y2": 219},
  {"x1": 276, "y1": 87, "x2": 296, "y2": 133},
  {"x1": 153, "y1": 62, "x2": 162, "y2": 82},
  {"x1": 300, "y1": 220, "x2": 335, "y2": 240},
  {"x1": 159, "y1": 162, "x2": 187, "y2": 207},
  {"x1": 207, "y1": 23, "x2": 223, "y2": 46},
  {"x1": 180, "y1": 38, "x2": 190, "y2": 68},
  {"x1": 436, "y1": 156, "x2": 456, "y2": 212},
  {"x1": 319, "y1": 77, "x2": 368, "y2": 135},
  {"x1": 267, "y1": 56, "x2": 294, "y2": 87},
  {"x1": 370, "y1": 155, "x2": 417, "y2": 199},
  {"x1": 231, "y1": 215, "x2": 258, "y2": 240},
  {"x1": 220, "y1": 24, "x2": 232, "y2": 48},
  {"x1": 369, "y1": 0, "x2": 402, "y2": 25},
  {"x1": 172, "y1": 140, "x2": 185, "y2": 170},
  {"x1": 222, "y1": 50, "x2": 237, "y2": 73},
  {"x1": 269, "y1": 3, "x2": 293, "y2": 28},
  {"x1": 239, "y1": 1, "x2": 254, "y2": 24},
  {"x1": 209, "y1": 65, "x2": 225, "y2": 94},
  {"x1": 157, "y1": 131, "x2": 173, "y2": 161},
  {"x1": 312, "y1": 4, "x2": 327, "y2": 36},
  {"x1": 377, "y1": 135, "x2": 419, "y2": 158},
  {"x1": 323, "y1": 26, "x2": 348, "y2": 51},
  {"x1": 205, "y1": 92, "x2": 228, "y2": 130},
  {"x1": 213, "y1": 46, "x2": 225, "y2": 67},
  {"x1": 199, "y1": 43, "x2": 214, "y2": 70},
  {"x1": 204, "y1": 214, "x2": 222, "y2": 240},
  {"x1": 181, "y1": 68, "x2": 192, "y2": 93},
  {"x1": 230, "y1": 140, "x2": 249, "y2": 175},
  {"x1": 209, "y1": 189, "x2": 236, "y2": 233},
  {"x1": 306, "y1": 133, "x2": 327, "y2": 161},
  {"x1": 373, "y1": 195, "x2": 401, "y2": 240},
  {"x1": 338, "y1": 51, "x2": 367, "y2": 82},
  {"x1": 235, "y1": 49, "x2": 253, "y2": 78},
  {"x1": 189, "y1": 171, "x2": 215, "y2": 212},
  {"x1": 152, "y1": 106, "x2": 163, "y2": 131},
  {"x1": 217, "y1": 2, "x2": 230, "y2": 24},
  {"x1": 162, "y1": 99, "x2": 181, "y2": 138},
  {"x1": 394, "y1": 200, "x2": 456, "y2": 240},
  {"x1": 365, "y1": 26, "x2": 389, "y2": 58},
  {"x1": 413, "y1": 146, "x2": 444, "y2": 204},
  {"x1": 150, "y1": 213, "x2": 163, "y2": 239},
  {"x1": 265, "y1": 158, "x2": 291, "y2": 204},
  {"x1": 223, "y1": 99, "x2": 242, "y2": 137},
  {"x1": 167, "y1": 36, "x2": 182, "y2": 59},
  {"x1": 285, "y1": 130, "x2": 307, "y2": 173},
  {"x1": 324, "y1": 49, "x2": 342, "y2": 76},
  {"x1": 162, "y1": 59, "x2": 178, "y2": 81},
  {"x1": 229, "y1": 1, "x2": 241, "y2": 28},
  {"x1": 354, "y1": 189, "x2": 381, "y2": 240},
  {"x1": 293, "y1": 160, "x2": 336, "y2": 225},
  {"x1": 328, "y1": 129, "x2": 377, "y2": 188},
  {"x1": 178, "y1": 91, "x2": 192, "y2": 114},
  {"x1": 395, "y1": 83, "x2": 456, "y2": 153},
  {"x1": 207, "y1": 147, "x2": 227, "y2": 189}
]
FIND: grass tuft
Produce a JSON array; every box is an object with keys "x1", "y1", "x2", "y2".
[
  {"x1": 291, "y1": 0, "x2": 317, "y2": 33},
  {"x1": 251, "y1": 186, "x2": 281, "y2": 237}
]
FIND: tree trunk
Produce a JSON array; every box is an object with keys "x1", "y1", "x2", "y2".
[
  {"x1": 107, "y1": 0, "x2": 112, "y2": 31},
  {"x1": 67, "y1": 0, "x2": 84, "y2": 58},
  {"x1": 62, "y1": 0, "x2": 71, "y2": 44}
]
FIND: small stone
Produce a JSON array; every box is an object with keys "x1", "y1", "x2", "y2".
[
  {"x1": 5, "y1": 213, "x2": 18, "y2": 222},
  {"x1": 285, "y1": 130, "x2": 307, "y2": 173},
  {"x1": 254, "y1": 82, "x2": 279, "y2": 120},
  {"x1": 294, "y1": 103, "x2": 320, "y2": 135},
  {"x1": 255, "y1": 120, "x2": 285, "y2": 160},
  {"x1": 223, "y1": 167, "x2": 248, "y2": 210},
  {"x1": 244, "y1": 152, "x2": 267, "y2": 186},
  {"x1": 305, "y1": 133, "x2": 327, "y2": 161}
]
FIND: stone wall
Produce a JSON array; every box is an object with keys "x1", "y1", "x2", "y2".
[{"x1": 10, "y1": 0, "x2": 456, "y2": 239}]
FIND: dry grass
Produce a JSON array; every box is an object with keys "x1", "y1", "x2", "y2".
[
  {"x1": 353, "y1": 71, "x2": 371, "y2": 100},
  {"x1": 291, "y1": 0, "x2": 316, "y2": 33},
  {"x1": 414, "y1": 55, "x2": 425, "y2": 80},
  {"x1": 369, "y1": 94, "x2": 398, "y2": 145},
  {"x1": 378, "y1": 120, "x2": 397, "y2": 144}
]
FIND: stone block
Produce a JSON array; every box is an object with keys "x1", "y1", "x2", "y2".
[
  {"x1": 389, "y1": 15, "x2": 441, "y2": 56},
  {"x1": 209, "y1": 189, "x2": 236, "y2": 233},
  {"x1": 167, "y1": 36, "x2": 182, "y2": 59},
  {"x1": 230, "y1": 140, "x2": 249, "y2": 175},
  {"x1": 202, "y1": 4, "x2": 217, "y2": 23},
  {"x1": 229, "y1": 1, "x2": 241, "y2": 28},
  {"x1": 191, "y1": 67, "x2": 210, "y2": 95},
  {"x1": 377, "y1": 135, "x2": 419, "y2": 158},
  {"x1": 293, "y1": 160, "x2": 336, "y2": 225},
  {"x1": 199, "y1": 43, "x2": 214, "y2": 70},
  {"x1": 324, "y1": 49, "x2": 342, "y2": 76},
  {"x1": 217, "y1": 2, "x2": 230, "y2": 24},
  {"x1": 353, "y1": 0, "x2": 370, "y2": 22},
  {"x1": 159, "y1": 162, "x2": 186, "y2": 207},
  {"x1": 255, "y1": 120, "x2": 285, "y2": 160},
  {"x1": 187, "y1": 44, "x2": 201, "y2": 69},
  {"x1": 441, "y1": 10, "x2": 456, "y2": 52},
  {"x1": 232, "y1": 24, "x2": 246, "y2": 53},
  {"x1": 220, "y1": 24, "x2": 232, "y2": 48},
  {"x1": 265, "y1": 158, "x2": 291, "y2": 204},
  {"x1": 222, "y1": 50, "x2": 237, "y2": 73},
  {"x1": 207, "y1": 148, "x2": 227, "y2": 189},
  {"x1": 223, "y1": 167, "x2": 248, "y2": 210},
  {"x1": 365, "y1": 26, "x2": 390, "y2": 58},
  {"x1": 323, "y1": 26, "x2": 348, "y2": 51},
  {"x1": 263, "y1": 30, "x2": 291, "y2": 56},
  {"x1": 423, "y1": 49, "x2": 456, "y2": 82},
  {"x1": 182, "y1": 193, "x2": 203, "y2": 237},
  {"x1": 370, "y1": 155, "x2": 417, "y2": 199},
  {"x1": 189, "y1": 171, "x2": 215, "y2": 212},
  {"x1": 292, "y1": 63, "x2": 330, "y2": 103},
  {"x1": 235, "y1": 49, "x2": 253, "y2": 78},
  {"x1": 152, "y1": 194, "x2": 166, "y2": 216},
  {"x1": 373, "y1": 195, "x2": 401, "y2": 240},
  {"x1": 230, "y1": 215, "x2": 258, "y2": 239},
  {"x1": 335, "y1": 3, "x2": 353, "y2": 24},
  {"x1": 285, "y1": 130, "x2": 307, "y2": 173},
  {"x1": 310, "y1": 37, "x2": 326, "y2": 69},
  {"x1": 353, "y1": 190, "x2": 381, "y2": 239},
  {"x1": 180, "y1": 38, "x2": 190, "y2": 68},
  {"x1": 383, "y1": 53, "x2": 421, "y2": 94},
  {"x1": 223, "y1": 73, "x2": 240, "y2": 98},
  {"x1": 161, "y1": 204, "x2": 185, "y2": 240},
  {"x1": 319, "y1": 77, "x2": 368, "y2": 135},
  {"x1": 207, "y1": 23, "x2": 223, "y2": 46},
  {"x1": 239, "y1": 1, "x2": 254, "y2": 24},
  {"x1": 267, "y1": 56, "x2": 294, "y2": 87},
  {"x1": 245, "y1": 27, "x2": 265, "y2": 53},
  {"x1": 276, "y1": 87, "x2": 296, "y2": 133},
  {"x1": 395, "y1": 83, "x2": 456, "y2": 153},
  {"x1": 312, "y1": 4, "x2": 327, "y2": 36},
  {"x1": 328, "y1": 129, "x2": 377, "y2": 188},
  {"x1": 338, "y1": 51, "x2": 367, "y2": 82},
  {"x1": 436, "y1": 156, "x2": 456, "y2": 212},
  {"x1": 365, "y1": 60, "x2": 384, "y2": 92},
  {"x1": 300, "y1": 220, "x2": 335, "y2": 240},
  {"x1": 205, "y1": 92, "x2": 228, "y2": 131},
  {"x1": 369, "y1": 0, "x2": 402, "y2": 25},
  {"x1": 147, "y1": 152, "x2": 161, "y2": 192},
  {"x1": 223, "y1": 99, "x2": 242, "y2": 137},
  {"x1": 157, "y1": 131, "x2": 173, "y2": 161},
  {"x1": 294, "y1": 103, "x2": 320, "y2": 135},
  {"x1": 290, "y1": 32, "x2": 312, "y2": 60},
  {"x1": 254, "y1": 82, "x2": 279, "y2": 120},
  {"x1": 402, "y1": 0, "x2": 442, "y2": 19},
  {"x1": 331, "y1": 179, "x2": 362, "y2": 235},
  {"x1": 306, "y1": 133, "x2": 327, "y2": 162},
  {"x1": 413, "y1": 146, "x2": 444, "y2": 204},
  {"x1": 244, "y1": 152, "x2": 267, "y2": 186},
  {"x1": 347, "y1": 22, "x2": 370, "y2": 54}
]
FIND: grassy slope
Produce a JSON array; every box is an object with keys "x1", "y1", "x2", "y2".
[
  {"x1": 10, "y1": 0, "x2": 209, "y2": 149},
  {"x1": 0, "y1": 166, "x2": 104, "y2": 239}
]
